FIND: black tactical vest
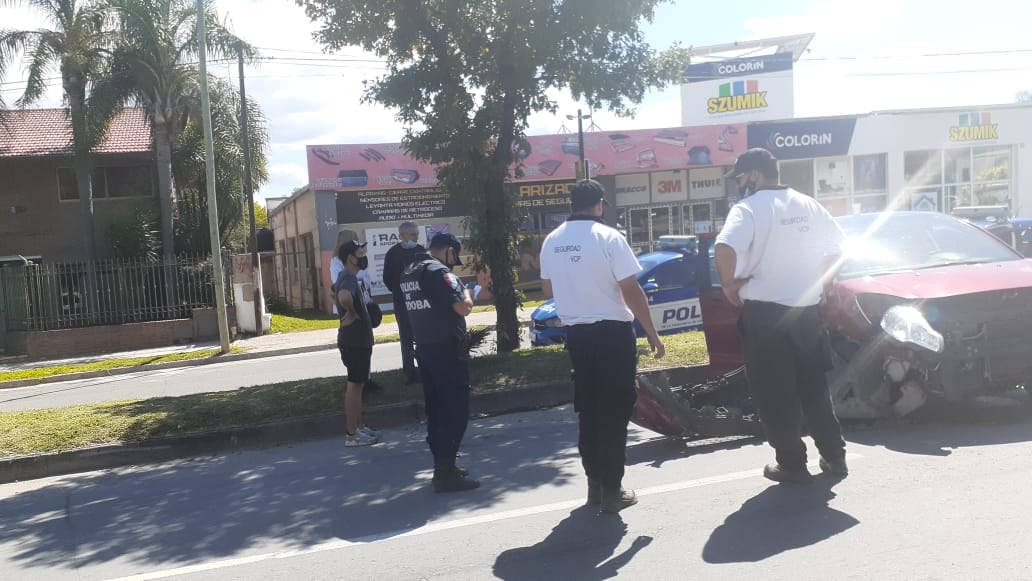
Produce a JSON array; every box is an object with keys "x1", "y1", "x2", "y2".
[{"x1": 400, "y1": 255, "x2": 467, "y2": 345}]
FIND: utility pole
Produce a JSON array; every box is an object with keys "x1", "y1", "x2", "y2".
[
  {"x1": 238, "y1": 42, "x2": 264, "y2": 336},
  {"x1": 567, "y1": 109, "x2": 591, "y2": 180},
  {"x1": 197, "y1": 0, "x2": 231, "y2": 354}
]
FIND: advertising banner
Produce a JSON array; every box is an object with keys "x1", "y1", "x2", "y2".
[
  {"x1": 336, "y1": 186, "x2": 468, "y2": 224},
  {"x1": 650, "y1": 170, "x2": 688, "y2": 204},
  {"x1": 680, "y1": 53, "x2": 795, "y2": 125},
  {"x1": 364, "y1": 224, "x2": 445, "y2": 296},
  {"x1": 748, "y1": 117, "x2": 858, "y2": 160},
  {"x1": 614, "y1": 173, "x2": 651, "y2": 206},
  {"x1": 513, "y1": 179, "x2": 576, "y2": 210},
  {"x1": 308, "y1": 123, "x2": 747, "y2": 191}
]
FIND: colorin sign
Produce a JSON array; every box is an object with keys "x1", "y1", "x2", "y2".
[{"x1": 747, "y1": 117, "x2": 858, "y2": 160}]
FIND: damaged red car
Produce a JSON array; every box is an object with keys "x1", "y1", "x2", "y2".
[{"x1": 632, "y1": 211, "x2": 1032, "y2": 438}]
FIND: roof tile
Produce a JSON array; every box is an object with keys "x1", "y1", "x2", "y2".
[{"x1": 0, "y1": 107, "x2": 152, "y2": 158}]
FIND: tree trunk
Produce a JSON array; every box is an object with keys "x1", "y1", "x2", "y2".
[
  {"x1": 485, "y1": 174, "x2": 521, "y2": 353},
  {"x1": 68, "y1": 94, "x2": 96, "y2": 263},
  {"x1": 154, "y1": 121, "x2": 176, "y2": 260},
  {"x1": 488, "y1": 103, "x2": 520, "y2": 353}
]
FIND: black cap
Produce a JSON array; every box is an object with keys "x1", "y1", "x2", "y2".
[
  {"x1": 570, "y1": 179, "x2": 607, "y2": 210},
  {"x1": 725, "y1": 147, "x2": 778, "y2": 178},
  {"x1": 338, "y1": 240, "x2": 367, "y2": 260},
  {"x1": 430, "y1": 233, "x2": 463, "y2": 265}
]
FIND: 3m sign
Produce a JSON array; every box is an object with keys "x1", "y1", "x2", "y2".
[{"x1": 651, "y1": 171, "x2": 687, "y2": 203}]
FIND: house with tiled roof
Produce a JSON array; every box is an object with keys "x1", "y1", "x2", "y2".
[{"x1": 0, "y1": 107, "x2": 155, "y2": 262}]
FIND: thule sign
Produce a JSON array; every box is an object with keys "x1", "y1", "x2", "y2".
[{"x1": 747, "y1": 118, "x2": 858, "y2": 160}]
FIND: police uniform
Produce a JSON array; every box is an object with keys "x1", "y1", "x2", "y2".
[
  {"x1": 400, "y1": 235, "x2": 477, "y2": 491},
  {"x1": 716, "y1": 148, "x2": 848, "y2": 482}
]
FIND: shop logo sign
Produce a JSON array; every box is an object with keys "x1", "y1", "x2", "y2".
[
  {"x1": 949, "y1": 112, "x2": 999, "y2": 142},
  {"x1": 766, "y1": 131, "x2": 833, "y2": 150},
  {"x1": 707, "y1": 80, "x2": 768, "y2": 114}
]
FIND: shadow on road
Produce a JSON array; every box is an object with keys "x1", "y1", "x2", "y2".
[
  {"x1": 846, "y1": 411, "x2": 1032, "y2": 456},
  {"x1": 0, "y1": 407, "x2": 580, "y2": 572},
  {"x1": 626, "y1": 433, "x2": 763, "y2": 469},
  {"x1": 492, "y1": 507, "x2": 652, "y2": 580},
  {"x1": 702, "y1": 478, "x2": 857, "y2": 564}
]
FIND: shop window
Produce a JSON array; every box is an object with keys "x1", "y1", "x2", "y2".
[
  {"x1": 945, "y1": 184, "x2": 973, "y2": 211},
  {"x1": 820, "y1": 198, "x2": 852, "y2": 217},
  {"x1": 855, "y1": 194, "x2": 888, "y2": 214},
  {"x1": 904, "y1": 150, "x2": 942, "y2": 187},
  {"x1": 543, "y1": 212, "x2": 568, "y2": 230},
  {"x1": 629, "y1": 208, "x2": 649, "y2": 245},
  {"x1": 106, "y1": 166, "x2": 155, "y2": 198},
  {"x1": 853, "y1": 154, "x2": 887, "y2": 193},
  {"x1": 974, "y1": 145, "x2": 1011, "y2": 181},
  {"x1": 974, "y1": 182, "x2": 1010, "y2": 206},
  {"x1": 815, "y1": 157, "x2": 851, "y2": 197},
  {"x1": 779, "y1": 159, "x2": 815, "y2": 196},
  {"x1": 944, "y1": 148, "x2": 972, "y2": 184},
  {"x1": 906, "y1": 187, "x2": 942, "y2": 212}
]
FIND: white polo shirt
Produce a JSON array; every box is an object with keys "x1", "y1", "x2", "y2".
[
  {"x1": 539, "y1": 217, "x2": 642, "y2": 325},
  {"x1": 715, "y1": 187, "x2": 845, "y2": 307}
]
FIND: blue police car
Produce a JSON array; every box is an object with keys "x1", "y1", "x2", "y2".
[{"x1": 530, "y1": 236, "x2": 706, "y2": 346}]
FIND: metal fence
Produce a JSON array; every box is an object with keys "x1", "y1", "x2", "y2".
[{"x1": 0, "y1": 255, "x2": 235, "y2": 332}]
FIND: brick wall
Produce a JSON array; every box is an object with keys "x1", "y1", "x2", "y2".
[{"x1": 6, "y1": 306, "x2": 237, "y2": 359}]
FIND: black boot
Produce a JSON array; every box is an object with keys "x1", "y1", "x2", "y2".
[
  {"x1": 763, "y1": 463, "x2": 813, "y2": 484},
  {"x1": 819, "y1": 456, "x2": 849, "y2": 477},
  {"x1": 599, "y1": 486, "x2": 637, "y2": 514},
  {"x1": 432, "y1": 465, "x2": 480, "y2": 493},
  {"x1": 586, "y1": 478, "x2": 602, "y2": 507}
]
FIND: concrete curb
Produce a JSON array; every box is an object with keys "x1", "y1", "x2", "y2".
[
  {"x1": 0, "y1": 320, "x2": 530, "y2": 390},
  {"x1": 0, "y1": 380, "x2": 573, "y2": 484}
]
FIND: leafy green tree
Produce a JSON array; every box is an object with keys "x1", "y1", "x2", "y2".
[
  {"x1": 172, "y1": 76, "x2": 269, "y2": 255},
  {"x1": 0, "y1": 0, "x2": 121, "y2": 261},
  {"x1": 103, "y1": 0, "x2": 255, "y2": 259},
  {"x1": 298, "y1": 0, "x2": 675, "y2": 352}
]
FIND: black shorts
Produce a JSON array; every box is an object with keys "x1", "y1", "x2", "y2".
[{"x1": 338, "y1": 345, "x2": 373, "y2": 384}]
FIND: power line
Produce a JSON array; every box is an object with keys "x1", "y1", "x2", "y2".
[{"x1": 799, "y1": 47, "x2": 1032, "y2": 62}]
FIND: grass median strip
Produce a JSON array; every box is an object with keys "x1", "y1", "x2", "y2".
[
  {"x1": 269, "y1": 300, "x2": 547, "y2": 335},
  {"x1": 0, "y1": 347, "x2": 245, "y2": 384},
  {"x1": 0, "y1": 332, "x2": 707, "y2": 458}
]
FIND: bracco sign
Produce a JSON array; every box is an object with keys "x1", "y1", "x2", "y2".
[
  {"x1": 681, "y1": 53, "x2": 795, "y2": 125},
  {"x1": 748, "y1": 117, "x2": 858, "y2": 160}
]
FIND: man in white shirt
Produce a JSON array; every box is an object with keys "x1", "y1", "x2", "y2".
[
  {"x1": 540, "y1": 179, "x2": 664, "y2": 514},
  {"x1": 714, "y1": 148, "x2": 848, "y2": 484}
]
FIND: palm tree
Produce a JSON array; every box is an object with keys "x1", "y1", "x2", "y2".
[
  {"x1": 0, "y1": 0, "x2": 119, "y2": 261},
  {"x1": 104, "y1": 0, "x2": 254, "y2": 259},
  {"x1": 172, "y1": 75, "x2": 269, "y2": 254}
]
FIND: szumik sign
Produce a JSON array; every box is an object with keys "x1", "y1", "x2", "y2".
[{"x1": 747, "y1": 117, "x2": 858, "y2": 160}]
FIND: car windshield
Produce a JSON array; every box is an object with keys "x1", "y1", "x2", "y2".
[{"x1": 834, "y1": 212, "x2": 1022, "y2": 279}]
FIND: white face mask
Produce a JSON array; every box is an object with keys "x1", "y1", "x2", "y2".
[{"x1": 401, "y1": 240, "x2": 417, "y2": 249}]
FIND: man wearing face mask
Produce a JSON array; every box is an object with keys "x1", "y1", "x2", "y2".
[
  {"x1": 383, "y1": 221, "x2": 425, "y2": 385},
  {"x1": 714, "y1": 148, "x2": 848, "y2": 484},
  {"x1": 333, "y1": 240, "x2": 378, "y2": 447},
  {"x1": 400, "y1": 233, "x2": 479, "y2": 492}
]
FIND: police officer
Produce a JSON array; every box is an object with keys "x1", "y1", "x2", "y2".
[
  {"x1": 715, "y1": 148, "x2": 849, "y2": 484},
  {"x1": 400, "y1": 233, "x2": 479, "y2": 493}
]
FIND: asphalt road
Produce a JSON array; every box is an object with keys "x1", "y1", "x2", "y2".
[
  {"x1": 1, "y1": 406, "x2": 1031, "y2": 580},
  {"x1": 0, "y1": 331, "x2": 533, "y2": 412}
]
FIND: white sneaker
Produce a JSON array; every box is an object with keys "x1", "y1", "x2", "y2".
[
  {"x1": 345, "y1": 431, "x2": 378, "y2": 447},
  {"x1": 358, "y1": 425, "x2": 380, "y2": 438}
]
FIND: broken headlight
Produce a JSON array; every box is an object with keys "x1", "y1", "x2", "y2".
[{"x1": 880, "y1": 305, "x2": 944, "y2": 353}]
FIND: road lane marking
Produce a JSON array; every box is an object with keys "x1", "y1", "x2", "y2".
[{"x1": 106, "y1": 453, "x2": 862, "y2": 581}]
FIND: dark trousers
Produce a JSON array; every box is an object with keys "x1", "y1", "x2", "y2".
[
  {"x1": 738, "y1": 300, "x2": 846, "y2": 471},
  {"x1": 393, "y1": 296, "x2": 418, "y2": 381},
  {"x1": 415, "y1": 340, "x2": 471, "y2": 469},
  {"x1": 566, "y1": 320, "x2": 638, "y2": 489}
]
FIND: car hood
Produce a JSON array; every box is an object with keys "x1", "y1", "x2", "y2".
[
  {"x1": 532, "y1": 299, "x2": 558, "y2": 321},
  {"x1": 837, "y1": 259, "x2": 1032, "y2": 299}
]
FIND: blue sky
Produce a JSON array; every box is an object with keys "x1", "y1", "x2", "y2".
[{"x1": 2, "y1": 0, "x2": 1030, "y2": 200}]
